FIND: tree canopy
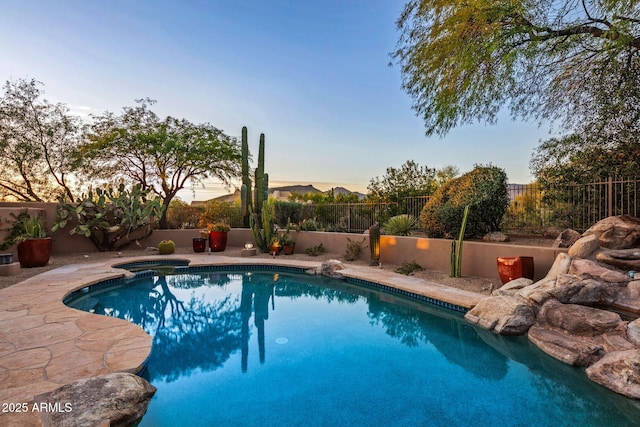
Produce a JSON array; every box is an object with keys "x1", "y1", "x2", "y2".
[
  {"x1": 366, "y1": 160, "x2": 457, "y2": 202},
  {"x1": 530, "y1": 48, "x2": 640, "y2": 184},
  {"x1": 77, "y1": 99, "x2": 242, "y2": 228},
  {"x1": 0, "y1": 79, "x2": 81, "y2": 201},
  {"x1": 392, "y1": 1, "x2": 640, "y2": 137}
]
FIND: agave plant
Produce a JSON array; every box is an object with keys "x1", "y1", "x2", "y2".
[{"x1": 383, "y1": 214, "x2": 418, "y2": 236}]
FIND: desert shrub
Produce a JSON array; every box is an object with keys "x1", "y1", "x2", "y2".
[
  {"x1": 343, "y1": 237, "x2": 365, "y2": 261},
  {"x1": 273, "y1": 201, "x2": 303, "y2": 227},
  {"x1": 394, "y1": 260, "x2": 424, "y2": 276},
  {"x1": 165, "y1": 200, "x2": 204, "y2": 229},
  {"x1": 305, "y1": 243, "x2": 325, "y2": 256},
  {"x1": 383, "y1": 214, "x2": 418, "y2": 236},
  {"x1": 420, "y1": 165, "x2": 509, "y2": 238},
  {"x1": 199, "y1": 200, "x2": 242, "y2": 228},
  {"x1": 299, "y1": 218, "x2": 320, "y2": 231}
]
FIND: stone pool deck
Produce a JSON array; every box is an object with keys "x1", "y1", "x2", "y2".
[{"x1": 0, "y1": 255, "x2": 483, "y2": 426}]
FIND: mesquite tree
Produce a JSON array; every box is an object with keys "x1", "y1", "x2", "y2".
[
  {"x1": 0, "y1": 78, "x2": 81, "y2": 201},
  {"x1": 76, "y1": 99, "x2": 242, "y2": 229},
  {"x1": 392, "y1": 1, "x2": 640, "y2": 139}
]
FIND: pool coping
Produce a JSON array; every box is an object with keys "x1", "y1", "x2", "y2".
[{"x1": 0, "y1": 254, "x2": 484, "y2": 425}]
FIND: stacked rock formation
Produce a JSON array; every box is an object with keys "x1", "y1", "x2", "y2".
[{"x1": 465, "y1": 215, "x2": 640, "y2": 399}]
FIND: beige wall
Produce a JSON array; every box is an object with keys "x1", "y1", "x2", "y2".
[
  {"x1": 380, "y1": 235, "x2": 565, "y2": 281},
  {"x1": 132, "y1": 229, "x2": 564, "y2": 281},
  {"x1": 1, "y1": 202, "x2": 564, "y2": 280}
]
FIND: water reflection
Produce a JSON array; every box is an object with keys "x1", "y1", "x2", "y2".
[
  {"x1": 66, "y1": 271, "x2": 640, "y2": 425},
  {"x1": 240, "y1": 274, "x2": 274, "y2": 372},
  {"x1": 71, "y1": 271, "x2": 511, "y2": 381}
]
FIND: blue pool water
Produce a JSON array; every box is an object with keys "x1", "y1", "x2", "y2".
[{"x1": 66, "y1": 269, "x2": 640, "y2": 426}]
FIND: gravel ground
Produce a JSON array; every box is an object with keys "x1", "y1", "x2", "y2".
[{"x1": 0, "y1": 235, "x2": 554, "y2": 294}]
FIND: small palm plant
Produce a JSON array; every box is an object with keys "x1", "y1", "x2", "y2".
[{"x1": 383, "y1": 214, "x2": 418, "y2": 236}]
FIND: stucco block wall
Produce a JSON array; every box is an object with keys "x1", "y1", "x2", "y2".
[
  {"x1": 0, "y1": 202, "x2": 565, "y2": 280},
  {"x1": 380, "y1": 235, "x2": 566, "y2": 281}
]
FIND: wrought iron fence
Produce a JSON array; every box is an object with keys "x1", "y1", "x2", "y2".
[
  {"x1": 167, "y1": 178, "x2": 640, "y2": 233},
  {"x1": 301, "y1": 196, "x2": 430, "y2": 233},
  {"x1": 498, "y1": 177, "x2": 639, "y2": 233},
  {"x1": 304, "y1": 178, "x2": 640, "y2": 234}
]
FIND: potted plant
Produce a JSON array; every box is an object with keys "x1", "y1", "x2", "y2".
[
  {"x1": 7, "y1": 211, "x2": 52, "y2": 268},
  {"x1": 281, "y1": 227, "x2": 296, "y2": 255},
  {"x1": 208, "y1": 222, "x2": 230, "y2": 252},
  {"x1": 268, "y1": 236, "x2": 282, "y2": 255}
]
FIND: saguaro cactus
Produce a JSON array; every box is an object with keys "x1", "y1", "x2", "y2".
[
  {"x1": 241, "y1": 127, "x2": 273, "y2": 252},
  {"x1": 241, "y1": 126, "x2": 252, "y2": 227},
  {"x1": 254, "y1": 133, "x2": 268, "y2": 216},
  {"x1": 240, "y1": 127, "x2": 269, "y2": 229}
]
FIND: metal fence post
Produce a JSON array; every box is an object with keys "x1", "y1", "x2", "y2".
[{"x1": 608, "y1": 176, "x2": 613, "y2": 218}]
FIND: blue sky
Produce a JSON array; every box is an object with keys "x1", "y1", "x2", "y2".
[{"x1": 0, "y1": 0, "x2": 550, "y2": 202}]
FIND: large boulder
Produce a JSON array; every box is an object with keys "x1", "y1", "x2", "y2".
[
  {"x1": 482, "y1": 231, "x2": 510, "y2": 242},
  {"x1": 491, "y1": 277, "x2": 533, "y2": 297},
  {"x1": 545, "y1": 253, "x2": 572, "y2": 279},
  {"x1": 320, "y1": 260, "x2": 347, "y2": 279},
  {"x1": 595, "y1": 248, "x2": 640, "y2": 271},
  {"x1": 569, "y1": 258, "x2": 631, "y2": 284},
  {"x1": 35, "y1": 372, "x2": 156, "y2": 427},
  {"x1": 464, "y1": 214, "x2": 640, "y2": 398},
  {"x1": 552, "y1": 228, "x2": 581, "y2": 249},
  {"x1": 567, "y1": 234, "x2": 600, "y2": 258},
  {"x1": 582, "y1": 215, "x2": 640, "y2": 249},
  {"x1": 516, "y1": 274, "x2": 615, "y2": 307},
  {"x1": 528, "y1": 300, "x2": 626, "y2": 366},
  {"x1": 538, "y1": 299, "x2": 622, "y2": 336},
  {"x1": 627, "y1": 318, "x2": 640, "y2": 347},
  {"x1": 586, "y1": 350, "x2": 640, "y2": 399},
  {"x1": 464, "y1": 295, "x2": 536, "y2": 335},
  {"x1": 528, "y1": 326, "x2": 604, "y2": 366}
]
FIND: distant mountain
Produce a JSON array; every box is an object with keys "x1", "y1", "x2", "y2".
[
  {"x1": 269, "y1": 184, "x2": 366, "y2": 200},
  {"x1": 192, "y1": 184, "x2": 365, "y2": 205},
  {"x1": 268, "y1": 184, "x2": 322, "y2": 194},
  {"x1": 330, "y1": 186, "x2": 366, "y2": 200}
]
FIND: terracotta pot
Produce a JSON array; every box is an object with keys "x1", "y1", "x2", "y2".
[
  {"x1": 282, "y1": 245, "x2": 295, "y2": 255},
  {"x1": 192, "y1": 237, "x2": 207, "y2": 253},
  {"x1": 208, "y1": 231, "x2": 228, "y2": 252},
  {"x1": 17, "y1": 237, "x2": 52, "y2": 268},
  {"x1": 269, "y1": 245, "x2": 282, "y2": 255},
  {"x1": 497, "y1": 256, "x2": 534, "y2": 284}
]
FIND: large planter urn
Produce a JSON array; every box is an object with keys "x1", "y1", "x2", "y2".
[
  {"x1": 497, "y1": 256, "x2": 534, "y2": 284},
  {"x1": 17, "y1": 237, "x2": 52, "y2": 268},
  {"x1": 208, "y1": 231, "x2": 228, "y2": 252}
]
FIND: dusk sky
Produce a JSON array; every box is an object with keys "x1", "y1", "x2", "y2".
[{"x1": 0, "y1": 1, "x2": 552, "y2": 202}]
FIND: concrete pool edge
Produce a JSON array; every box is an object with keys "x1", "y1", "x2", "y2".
[{"x1": 0, "y1": 254, "x2": 484, "y2": 425}]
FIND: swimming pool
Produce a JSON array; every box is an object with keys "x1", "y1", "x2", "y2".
[{"x1": 66, "y1": 268, "x2": 640, "y2": 426}]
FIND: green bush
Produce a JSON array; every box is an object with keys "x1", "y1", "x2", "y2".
[
  {"x1": 305, "y1": 243, "x2": 325, "y2": 256},
  {"x1": 165, "y1": 200, "x2": 204, "y2": 229},
  {"x1": 383, "y1": 214, "x2": 418, "y2": 236},
  {"x1": 420, "y1": 165, "x2": 509, "y2": 238},
  {"x1": 343, "y1": 237, "x2": 365, "y2": 261},
  {"x1": 273, "y1": 201, "x2": 303, "y2": 227},
  {"x1": 200, "y1": 200, "x2": 242, "y2": 228}
]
